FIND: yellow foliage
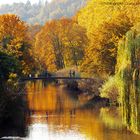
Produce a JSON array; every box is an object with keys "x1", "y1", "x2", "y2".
[
  {"x1": 33, "y1": 18, "x2": 87, "y2": 72},
  {"x1": 77, "y1": 0, "x2": 135, "y2": 76}
]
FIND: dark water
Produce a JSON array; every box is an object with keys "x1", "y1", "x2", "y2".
[{"x1": 1, "y1": 80, "x2": 140, "y2": 140}]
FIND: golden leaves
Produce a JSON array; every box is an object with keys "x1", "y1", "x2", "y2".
[{"x1": 34, "y1": 18, "x2": 87, "y2": 71}]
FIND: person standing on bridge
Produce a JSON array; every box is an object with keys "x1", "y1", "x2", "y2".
[
  {"x1": 72, "y1": 70, "x2": 75, "y2": 77},
  {"x1": 69, "y1": 70, "x2": 72, "y2": 77},
  {"x1": 29, "y1": 74, "x2": 32, "y2": 78}
]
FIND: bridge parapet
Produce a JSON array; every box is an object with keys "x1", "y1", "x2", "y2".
[{"x1": 20, "y1": 77, "x2": 92, "y2": 81}]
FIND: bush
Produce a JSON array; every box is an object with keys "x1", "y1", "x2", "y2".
[{"x1": 100, "y1": 75, "x2": 124, "y2": 104}]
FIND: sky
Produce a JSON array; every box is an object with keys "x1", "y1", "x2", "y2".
[{"x1": 0, "y1": 0, "x2": 52, "y2": 5}]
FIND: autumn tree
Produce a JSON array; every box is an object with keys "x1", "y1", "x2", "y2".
[
  {"x1": 0, "y1": 14, "x2": 33, "y2": 75},
  {"x1": 34, "y1": 18, "x2": 87, "y2": 72},
  {"x1": 80, "y1": 13, "x2": 133, "y2": 76},
  {"x1": 77, "y1": 0, "x2": 139, "y2": 77}
]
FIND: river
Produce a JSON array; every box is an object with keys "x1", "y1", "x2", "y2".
[{"x1": 1, "y1": 80, "x2": 140, "y2": 140}]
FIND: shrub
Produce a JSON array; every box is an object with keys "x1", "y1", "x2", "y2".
[{"x1": 100, "y1": 75, "x2": 124, "y2": 104}]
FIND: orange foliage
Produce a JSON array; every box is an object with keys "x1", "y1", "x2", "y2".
[{"x1": 33, "y1": 18, "x2": 87, "y2": 72}]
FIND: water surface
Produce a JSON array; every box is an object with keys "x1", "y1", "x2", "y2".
[{"x1": 1, "y1": 80, "x2": 140, "y2": 140}]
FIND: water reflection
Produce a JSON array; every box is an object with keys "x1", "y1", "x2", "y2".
[
  {"x1": 26, "y1": 123, "x2": 86, "y2": 140},
  {"x1": 26, "y1": 81, "x2": 78, "y2": 112},
  {"x1": 25, "y1": 81, "x2": 140, "y2": 140},
  {"x1": 100, "y1": 107, "x2": 123, "y2": 129}
]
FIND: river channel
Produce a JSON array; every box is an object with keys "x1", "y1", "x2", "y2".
[{"x1": 1, "y1": 80, "x2": 140, "y2": 140}]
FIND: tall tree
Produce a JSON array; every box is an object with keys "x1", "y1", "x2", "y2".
[
  {"x1": 77, "y1": 0, "x2": 138, "y2": 77},
  {"x1": 34, "y1": 18, "x2": 87, "y2": 72},
  {"x1": 0, "y1": 14, "x2": 32, "y2": 75}
]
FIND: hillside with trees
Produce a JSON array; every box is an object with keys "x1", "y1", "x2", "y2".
[{"x1": 0, "y1": 0, "x2": 87, "y2": 24}]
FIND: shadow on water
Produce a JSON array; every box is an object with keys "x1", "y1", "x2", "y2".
[{"x1": 0, "y1": 86, "x2": 28, "y2": 139}]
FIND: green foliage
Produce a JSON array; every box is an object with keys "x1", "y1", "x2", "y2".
[
  {"x1": 101, "y1": 24, "x2": 140, "y2": 134},
  {"x1": 0, "y1": 50, "x2": 22, "y2": 93},
  {"x1": 0, "y1": 51, "x2": 21, "y2": 80},
  {"x1": 117, "y1": 28, "x2": 140, "y2": 134},
  {"x1": 100, "y1": 75, "x2": 124, "y2": 103}
]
